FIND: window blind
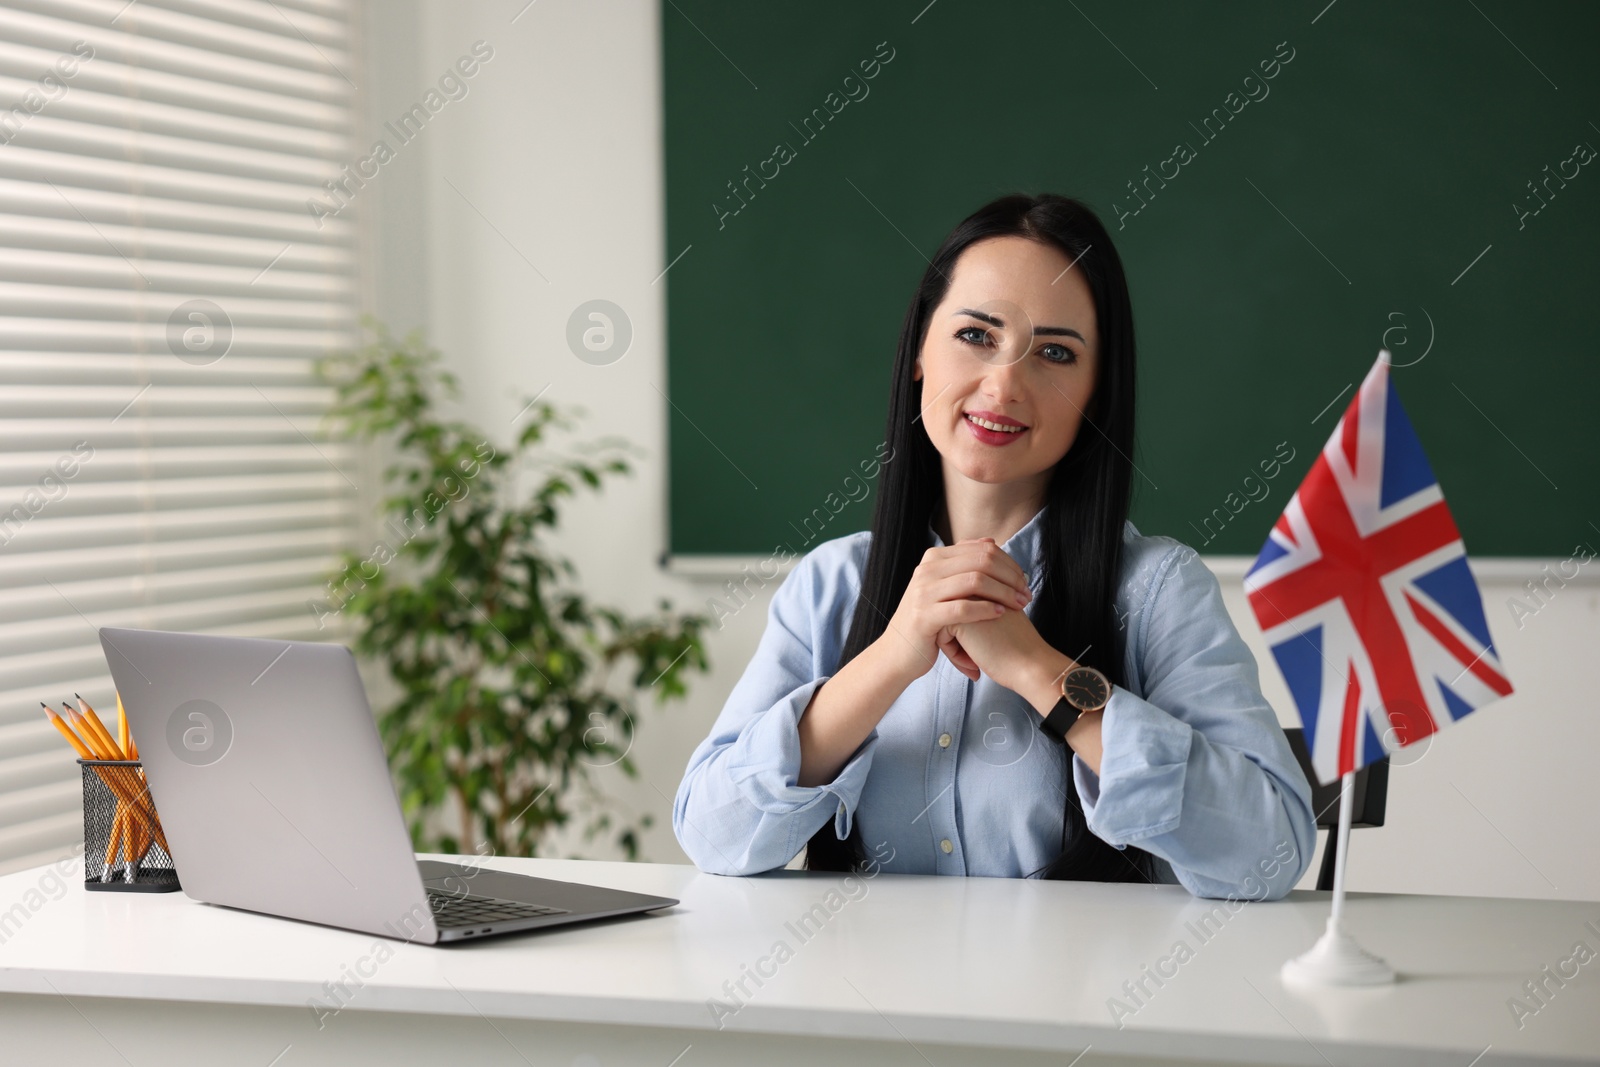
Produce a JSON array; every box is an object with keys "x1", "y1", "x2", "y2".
[{"x1": 0, "y1": 0, "x2": 361, "y2": 874}]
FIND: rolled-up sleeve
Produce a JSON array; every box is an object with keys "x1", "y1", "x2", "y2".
[
  {"x1": 673, "y1": 552, "x2": 878, "y2": 875},
  {"x1": 1072, "y1": 544, "x2": 1318, "y2": 901}
]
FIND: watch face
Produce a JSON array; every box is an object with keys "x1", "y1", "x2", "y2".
[{"x1": 1063, "y1": 667, "x2": 1110, "y2": 711}]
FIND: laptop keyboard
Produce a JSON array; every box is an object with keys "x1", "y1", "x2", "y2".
[{"x1": 426, "y1": 888, "x2": 570, "y2": 928}]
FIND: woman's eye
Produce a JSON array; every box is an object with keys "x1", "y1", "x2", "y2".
[{"x1": 957, "y1": 327, "x2": 1075, "y2": 365}]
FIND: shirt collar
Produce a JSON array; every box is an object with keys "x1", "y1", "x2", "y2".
[{"x1": 927, "y1": 505, "x2": 1048, "y2": 582}]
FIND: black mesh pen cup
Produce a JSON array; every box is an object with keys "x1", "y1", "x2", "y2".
[{"x1": 78, "y1": 759, "x2": 180, "y2": 893}]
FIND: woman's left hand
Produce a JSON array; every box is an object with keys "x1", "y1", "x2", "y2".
[
  {"x1": 948, "y1": 601, "x2": 1057, "y2": 699},
  {"x1": 954, "y1": 604, "x2": 1106, "y2": 775}
]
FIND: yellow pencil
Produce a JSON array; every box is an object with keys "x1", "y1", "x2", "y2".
[
  {"x1": 113, "y1": 772, "x2": 168, "y2": 857},
  {"x1": 44, "y1": 704, "x2": 94, "y2": 759},
  {"x1": 116, "y1": 695, "x2": 129, "y2": 760},
  {"x1": 124, "y1": 808, "x2": 147, "y2": 880},
  {"x1": 75, "y1": 695, "x2": 126, "y2": 760},
  {"x1": 113, "y1": 764, "x2": 170, "y2": 856},
  {"x1": 64, "y1": 705, "x2": 113, "y2": 760},
  {"x1": 102, "y1": 806, "x2": 125, "y2": 882},
  {"x1": 118, "y1": 693, "x2": 138, "y2": 761}
]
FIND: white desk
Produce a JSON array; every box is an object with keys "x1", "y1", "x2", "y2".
[{"x1": 0, "y1": 852, "x2": 1595, "y2": 1066}]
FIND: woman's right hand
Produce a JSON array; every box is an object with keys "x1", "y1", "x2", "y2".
[
  {"x1": 874, "y1": 538, "x2": 1033, "y2": 684},
  {"x1": 797, "y1": 538, "x2": 1032, "y2": 788}
]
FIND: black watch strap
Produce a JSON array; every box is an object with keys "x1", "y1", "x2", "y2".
[{"x1": 1039, "y1": 696, "x2": 1081, "y2": 743}]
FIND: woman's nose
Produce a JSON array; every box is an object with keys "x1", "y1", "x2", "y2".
[{"x1": 978, "y1": 346, "x2": 1028, "y2": 400}]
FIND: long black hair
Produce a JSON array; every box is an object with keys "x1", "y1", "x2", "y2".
[{"x1": 805, "y1": 193, "x2": 1156, "y2": 883}]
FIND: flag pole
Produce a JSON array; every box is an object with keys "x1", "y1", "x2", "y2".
[{"x1": 1281, "y1": 769, "x2": 1396, "y2": 986}]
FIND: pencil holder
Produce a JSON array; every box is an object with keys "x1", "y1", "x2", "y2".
[{"x1": 78, "y1": 759, "x2": 181, "y2": 893}]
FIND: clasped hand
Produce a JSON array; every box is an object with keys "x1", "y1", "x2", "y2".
[{"x1": 878, "y1": 537, "x2": 1053, "y2": 692}]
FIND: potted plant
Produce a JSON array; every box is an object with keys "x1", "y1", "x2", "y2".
[{"x1": 316, "y1": 321, "x2": 707, "y2": 861}]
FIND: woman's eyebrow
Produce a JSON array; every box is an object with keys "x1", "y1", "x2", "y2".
[{"x1": 952, "y1": 307, "x2": 1085, "y2": 343}]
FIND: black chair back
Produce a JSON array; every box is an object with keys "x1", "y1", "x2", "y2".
[{"x1": 1282, "y1": 727, "x2": 1389, "y2": 890}]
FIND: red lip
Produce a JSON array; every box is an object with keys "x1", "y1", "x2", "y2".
[
  {"x1": 964, "y1": 409, "x2": 1027, "y2": 428},
  {"x1": 962, "y1": 410, "x2": 1029, "y2": 447}
]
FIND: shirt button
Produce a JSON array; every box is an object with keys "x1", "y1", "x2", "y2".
[
  {"x1": 940, "y1": 838, "x2": 953, "y2": 854},
  {"x1": 938, "y1": 733, "x2": 952, "y2": 748}
]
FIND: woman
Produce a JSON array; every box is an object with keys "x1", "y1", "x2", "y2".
[{"x1": 673, "y1": 193, "x2": 1316, "y2": 900}]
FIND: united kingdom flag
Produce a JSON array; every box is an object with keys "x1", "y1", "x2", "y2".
[{"x1": 1244, "y1": 354, "x2": 1512, "y2": 785}]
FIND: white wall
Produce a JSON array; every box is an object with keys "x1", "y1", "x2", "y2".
[{"x1": 361, "y1": 0, "x2": 1600, "y2": 900}]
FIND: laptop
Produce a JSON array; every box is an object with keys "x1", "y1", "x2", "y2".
[{"x1": 99, "y1": 627, "x2": 678, "y2": 944}]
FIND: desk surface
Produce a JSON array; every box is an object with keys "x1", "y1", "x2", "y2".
[{"x1": 0, "y1": 854, "x2": 1595, "y2": 1066}]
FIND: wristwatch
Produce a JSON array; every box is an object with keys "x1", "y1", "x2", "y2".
[{"x1": 1039, "y1": 664, "x2": 1113, "y2": 743}]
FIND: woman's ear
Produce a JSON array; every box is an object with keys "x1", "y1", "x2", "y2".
[{"x1": 912, "y1": 356, "x2": 923, "y2": 382}]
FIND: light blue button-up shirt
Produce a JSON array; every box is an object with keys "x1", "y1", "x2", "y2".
[{"x1": 673, "y1": 510, "x2": 1317, "y2": 900}]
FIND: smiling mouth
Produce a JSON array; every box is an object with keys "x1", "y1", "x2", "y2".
[{"x1": 964, "y1": 413, "x2": 1027, "y2": 434}]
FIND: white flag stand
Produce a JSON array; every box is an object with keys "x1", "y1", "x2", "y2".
[{"x1": 1281, "y1": 769, "x2": 1396, "y2": 987}]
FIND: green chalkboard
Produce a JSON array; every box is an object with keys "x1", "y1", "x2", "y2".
[{"x1": 663, "y1": 1, "x2": 1599, "y2": 558}]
